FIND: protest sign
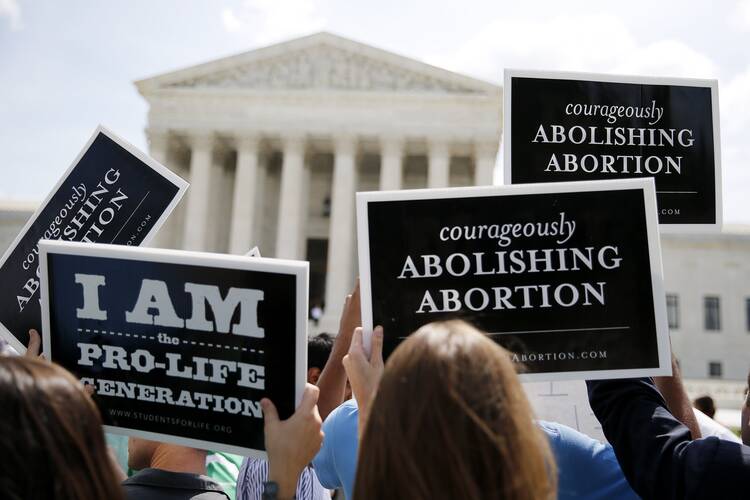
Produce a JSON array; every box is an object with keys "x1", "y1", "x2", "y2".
[
  {"x1": 0, "y1": 126, "x2": 188, "y2": 353},
  {"x1": 39, "y1": 240, "x2": 308, "y2": 457},
  {"x1": 504, "y1": 70, "x2": 721, "y2": 230},
  {"x1": 357, "y1": 178, "x2": 670, "y2": 381}
]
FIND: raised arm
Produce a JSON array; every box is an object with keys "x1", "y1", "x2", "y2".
[
  {"x1": 654, "y1": 354, "x2": 701, "y2": 439},
  {"x1": 315, "y1": 281, "x2": 360, "y2": 420}
]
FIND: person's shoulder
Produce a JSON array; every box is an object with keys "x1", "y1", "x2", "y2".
[
  {"x1": 538, "y1": 420, "x2": 594, "y2": 449},
  {"x1": 122, "y1": 468, "x2": 163, "y2": 487},
  {"x1": 537, "y1": 420, "x2": 563, "y2": 439},
  {"x1": 681, "y1": 437, "x2": 750, "y2": 494},
  {"x1": 198, "y1": 493, "x2": 231, "y2": 500},
  {"x1": 314, "y1": 398, "x2": 359, "y2": 490},
  {"x1": 320, "y1": 398, "x2": 358, "y2": 451},
  {"x1": 685, "y1": 434, "x2": 750, "y2": 464},
  {"x1": 122, "y1": 469, "x2": 230, "y2": 499},
  {"x1": 241, "y1": 455, "x2": 267, "y2": 467},
  {"x1": 121, "y1": 470, "x2": 172, "y2": 500},
  {"x1": 324, "y1": 398, "x2": 358, "y2": 430},
  {"x1": 538, "y1": 420, "x2": 611, "y2": 460},
  {"x1": 121, "y1": 483, "x2": 159, "y2": 500},
  {"x1": 336, "y1": 398, "x2": 358, "y2": 414}
]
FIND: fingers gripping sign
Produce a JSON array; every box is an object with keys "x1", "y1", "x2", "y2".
[
  {"x1": 24, "y1": 329, "x2": 42, "y2": 359},
  {"x1": 343, "y1": 326, "x2": 384, "y2": 433},
  {"x1": 263, "y1": 383, "x2": 324, "y2": 498},
  {"x1": 335, "y1": 279, "x2": 362, "y2": 351},
  {"x1": 340, "y1": 279, "x2": 361, "y2": 338},
  {"x1": 27, "y1": 328, "x2": 95, "y2": 397}
]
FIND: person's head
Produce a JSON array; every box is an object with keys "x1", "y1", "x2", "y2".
[
  {"x1": 693, "y1": 395, "x2": 716, "y2": 419},
  {"x1": 128, "y1": 438, "x2": 208, "y2": 474},
  {"x1": 307, "y1": 333, "x2": 334, "y2": 383},
  {"x1": 354, "y1": 320, "x2": 556, "y2": 500},
  {"x1": 0, "y1": 356, "x2": 124, "y2": 500}
]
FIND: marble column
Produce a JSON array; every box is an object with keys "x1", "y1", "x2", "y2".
[
  {"x1": 475, "y1": 141, "x2": 498, "y2": 186},
  {"x1": 427, "y1": 140, "x2": 450, "y2": 188},
  {"x1": 324, "y1": 136, "x2": 358, "y2": 311},
  {"x1": 320, "y1": 135, "x2": 357, "y2": 330},
  {"x1": 275, "y1": 135, "x2": 306, "y2": 259},
  {"x1": 182, "y1": 132, "x2": 213, "y2": 251},
  {"x1": 146, "y1": 130, "x2": 171, "y2": 248},
  {"x1": 379, "y1": 136, "x2": 403, "y2": 191},
  {"x1": 229, "y1": 136, "x2": 260, "y2": 255},
  {"x1": 147, "y1": 130, "x2": 170, "y2": 166}
]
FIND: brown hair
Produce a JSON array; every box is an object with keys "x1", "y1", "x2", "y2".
[
  {"x1": 0, "y1": 356, "x2": 124, "y2": 500},
  {"x1": 354, "y1": 320, "x2": 556, "y2": 500}
]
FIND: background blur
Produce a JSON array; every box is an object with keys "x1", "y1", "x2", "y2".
[{"x1": 1, "y1": 0, "x2": 749, "y2": 222}]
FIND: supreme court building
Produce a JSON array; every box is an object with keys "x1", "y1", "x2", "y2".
[
  {"x1": 135, "y1": 32, "x2": 502, "y2": 331},
  {"x1": 126, "y1": 32, "x2": 750, "y2": 390}
]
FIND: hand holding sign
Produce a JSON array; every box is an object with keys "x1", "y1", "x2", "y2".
[
  {"x1": 25, "y1": 326, "x2": 95, "y2": 398},
  {"x1": 40, "y1": 240, "x2": 308, "y2": 456},
  {"x1": 339, "y1": 280, "x2": 361, "y2": 346},
  {"x1": 264, "y1": 383, "x2": 323, "y2": 498},
  {"x1": 343, "y1": 326, "x2": 384, "y2": 432}
]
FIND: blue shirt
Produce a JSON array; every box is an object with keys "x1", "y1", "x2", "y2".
[
  {"x1": 312, "y1": 399, "x2": 359, "y2": 499},
  {"x1": 539, "y1": 420, "x2": 638, "y2": 500},
  {"x1": 312, "y1": 400, "x2": 638, "y2": 500}
]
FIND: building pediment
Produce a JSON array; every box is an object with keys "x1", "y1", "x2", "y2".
[
  {"x1": 136, "y1": 32, "x2": 499, "y2": 96},
  {"x1": 165, "y1": 44, "x2": 484, "y2": 94}
]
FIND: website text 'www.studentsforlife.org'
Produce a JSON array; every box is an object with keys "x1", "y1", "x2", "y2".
[{"x1": 107, "y1": 408, "x2": 233, "y2": 434}]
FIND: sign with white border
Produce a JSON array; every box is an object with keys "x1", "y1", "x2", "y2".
[
  {"x1": 39, "y1": 240, "x2": 308, "y2": 457},
  {"x1": 504, "y1": 69, "x2": 721, "y2": 232},
  {"x1": 357, "y1": 178, "x2": 671, "y2": 382},
  {"x1": 0, "y1": 126, "x2": 188, "y2": 353}
]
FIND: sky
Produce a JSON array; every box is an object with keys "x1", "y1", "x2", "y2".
[{"x1": 1, "y1": 0, "x2": 749, "y2": 222}]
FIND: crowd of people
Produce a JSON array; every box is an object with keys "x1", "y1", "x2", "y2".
[{"x1": 2, "y1": 282, "x2": 750, "y2": 500}]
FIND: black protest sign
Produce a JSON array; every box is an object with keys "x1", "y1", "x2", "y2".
[
  {"x1": 357, "y1": 179, "x2": 671, "y2": 381},
  {"x1": 504, "y1": 70, "x2": 721, "y2": 229},
  {"x1": 39, "y1": 241, "x2": 308, "y2": 456},
  {"x1": 0, "y1": 126, "x2": 188, "y2": 353}
]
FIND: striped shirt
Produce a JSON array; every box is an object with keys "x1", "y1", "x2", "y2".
[{"x1": 237, "y1": 457, "x2": 331, "y2": 500}]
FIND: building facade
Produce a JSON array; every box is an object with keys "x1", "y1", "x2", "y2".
[
  {"x1": 663, "y1": 230, "x2": 750, "y2": 382},
  {"x1": 135, "y1": 32, "x2": 503, "y2": 331},
  {"x1": 132, "y1": 32, "x2": 750, "y2": 382}
]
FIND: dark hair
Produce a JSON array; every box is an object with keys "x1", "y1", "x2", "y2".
[
  {"x1": 355, "y1": 321, "x2": 556, "y2": 500},
  {"x1": 308, "y1": 333, "x2": 334, "y2": 370},
  {"x1": 693, "y1": 395, "x2": 716, "y2": 419},
  {"x1": 0, "y1": 356, "x2": 124, "y2": 500}
]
